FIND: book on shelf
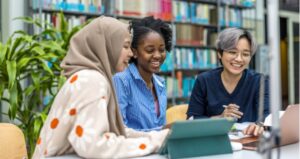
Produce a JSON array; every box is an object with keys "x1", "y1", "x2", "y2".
[
  {"x1": 221, "y1": 0, "x2": 254, "y2": 7},
  {"x1": 32, "y1": 12, "x2": 87, "y2": 35},
  {"x1": 164, "y1": 75, "x2": 196, "y2": 98},
  {"x1": 176, "y1": 24, "x2": 205, "y2": 46},
  {"x1": 174, "y1": 48, "x2": 217, "y2": 69},
  {"x1": 173, "y1": 1, "x2": 217, "y2": 25},
  {"x1": 32, "y1": 0, "x2": 105, "y2": 14},
  {"x1": 114, "y1": 0, "x2": 172, "y2": 21}
]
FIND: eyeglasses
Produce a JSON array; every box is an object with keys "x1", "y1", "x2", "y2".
[{"x1": 223, "y1": 49, "x2": 252, "y2": 60}]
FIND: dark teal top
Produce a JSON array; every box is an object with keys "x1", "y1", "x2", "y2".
[{"x1": 187, "y1": 67, "x2": 269, "y2": 123}]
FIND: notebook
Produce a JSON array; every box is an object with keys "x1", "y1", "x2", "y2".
[{"x1": 159, "y1": 118, "x2": 235, "y2": 158}]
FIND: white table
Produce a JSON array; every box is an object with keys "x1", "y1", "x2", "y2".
[{"x1": 47, "y1": 142, "x2": 299, "y2": 159}]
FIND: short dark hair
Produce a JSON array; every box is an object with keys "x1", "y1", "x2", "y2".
[{"x1": 129, "y1": 16, "x2": 172, "y2": 63}]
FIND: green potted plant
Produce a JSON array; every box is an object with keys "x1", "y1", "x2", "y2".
[{"x1": 0, "y1": 13, "x2": 87, "y2": 157}]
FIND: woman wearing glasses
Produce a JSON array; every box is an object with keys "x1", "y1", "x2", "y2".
[{"x1": 187, "y1": 28, "x2": 269, "y2": 136}]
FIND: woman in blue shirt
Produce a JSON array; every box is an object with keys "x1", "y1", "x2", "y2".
[
  {"x1": 113, "y1": 16, "x2": 172, "y2": 131},
  {"x1": 187, "y1": 28, "x2": 269, "y2": 136}
]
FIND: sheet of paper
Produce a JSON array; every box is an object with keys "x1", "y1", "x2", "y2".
[
  {"x1": 233, "y1": 122, "x2": 253, "y2": 131},
  {"x1": 228, "y1": 122, "x2": 253, "y2": 140},
  {"x1": 228, "y1": 131, "x2": 251, "y2": 140},
  {"x1": 264, "y1": 111, "x2": 285, "y2": 126}
]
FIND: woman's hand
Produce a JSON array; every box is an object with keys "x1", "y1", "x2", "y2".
[
  {"x1": 221, "y1": 104, "x2": 243, "y2": 119},
  {"x1": 243, "y1": 123, "x2": 264, "y2": 136}
]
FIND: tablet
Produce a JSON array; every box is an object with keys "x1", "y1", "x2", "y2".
[{"x1": 159, "y1": 118, "x2": 235, "y2": 158}]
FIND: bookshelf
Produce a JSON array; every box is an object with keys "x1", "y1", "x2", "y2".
[{"x1": 30, "y1": 0, "x2": 257, "y2": 106}]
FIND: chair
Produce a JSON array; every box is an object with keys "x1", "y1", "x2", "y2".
[
  {"x1": 166, "y1": 104, "x2": 188, "y2": 124},
  {"x1": 0, "y1": 123, "x2": 28, "y2": 159}
]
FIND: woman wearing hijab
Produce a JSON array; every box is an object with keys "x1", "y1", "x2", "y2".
[{"x1": 33, "y1": 16, "x2": 168, "y2": 159}]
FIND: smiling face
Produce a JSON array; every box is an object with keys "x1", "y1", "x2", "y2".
[
  {"x1": 115, "y1": 33, "x2": 133, "y2": 72},
  {"x1": 133, "y1": 31, "x2": 166, "y2": 76},
  {"x1": 218, "y1": 37, "x2": 252, "y2": 76}
]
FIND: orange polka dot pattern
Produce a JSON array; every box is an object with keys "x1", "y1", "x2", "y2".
[
  {"x1": 69, "y1": 108, "x2": 77, "y2": 116},
  {"x1": 70, "y1": 75, "x2": 78, "y2": 84},
  {"x1": 76, "y1": 125, "x2": 84, "y2": 137},
  {"x1": 139, "y1": 143, "x2": 146, "y2": 150},
  {"x1": 50, "y1": 118, "x2": 59, "y2": 129}
]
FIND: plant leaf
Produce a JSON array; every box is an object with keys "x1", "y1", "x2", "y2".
[
  {"x1": 8, "y1": 83, "x2": 18, "y2": 119},
  {"x1": 33, "y1": 115, "x2": 42, "y2": 136},
  {"x1": 8, "y1": 36, "x2": 26, "y2": 60},
  {"x1": 14, "y1": 16, "x2": 42, "y2": 28},
  {"x1": 0, "y1": 44, "x2": 8, "y2": 64},
  {"x1": 0, "y1": 82, "x2": 4, "y2": 99},
  {"x1": 32, "y1": 46, "x2": 45, "y2": 55},
  {"x1": 17, "y1": 57, "x2": 31, "y2": 70},
  {"x1": 6, "y1": 60, "x2": 17, "y2": 89},
  {"x1": 31, "y1": 72, "x2": 40, "y2": 87},
  {"x1": 39, "y1": 59, "x2": 54, "y2": 76},
  {"x1": 40, "y1": 41, "x2": 65, "y2": 53},
  {"x1": 24, "y1": 85, "x2": 35, "y2": 96}
]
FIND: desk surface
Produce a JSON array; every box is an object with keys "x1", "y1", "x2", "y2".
[{"x1": 47, "y1": 142, "x2": 299, "y2": 159}]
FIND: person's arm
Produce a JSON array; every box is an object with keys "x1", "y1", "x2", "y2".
[
  {"x1": 187, "y1": 75, "x2": 208, "y2": 119},
  {"x1": 113, "y1": 75, "x2": 129, "y2": 125},
  {"x1": 33, "y1": 71, "x2": 168, "y2": 159},
  {"x1": 68, "y1": 98, "x2": 167, "y2": 158},
  {"x1": 67, "y1": 76, "x2": 168, "y2": 158}
]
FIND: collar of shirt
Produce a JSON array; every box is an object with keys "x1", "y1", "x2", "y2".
[{"x1": 128, "y1": 63, "x2": 165, "y2": 93}]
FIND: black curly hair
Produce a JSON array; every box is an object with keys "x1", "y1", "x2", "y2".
[{"x1": 129, "y1": 16, "x2": 172, "y2": 63}]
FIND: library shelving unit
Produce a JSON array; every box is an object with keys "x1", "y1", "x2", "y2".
[{"x1": 30, "y1": 0, "x2": 256, "y2": 106}]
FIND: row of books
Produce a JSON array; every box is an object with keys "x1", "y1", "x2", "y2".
[
  {"x1": 115, "y1": 0, "x2": 172, "y2": 21},
  {"x1": 241, "y1": 9, "x2": 256, "y2": 28},
  {"x1": 173, "y1": 1, "x2": 217, "y2": 25},
  {"x1": 32, "y1": 0, "x2": 105, "y2": 13},
  {"x1": 219, "y1": 7, "x2": 243, "y2": 27},
  {"x1": 32, "y1": 13, "x2": 87, "y2": 35},
  {"x1": 174, "y1": 1, "x2": 255, "y2": 28},
  {"x1": 220, "y1": 0, "x2": 254, "y2": 7},
  {"x1": 160, "y1": 47, "x2": 218, "y2": 72},
  {"x1": 176, "y1": 24, "x2": 218, "y2": 47},
  {"x1": 32, "y1": 0, "x2": 254, "y2": 28},
  {"x1": 164, "y1": 73, "x2": 196, "y2": 98},
  {"x1": 174, "y1": 48, "x2": 218, "y2": 69}
]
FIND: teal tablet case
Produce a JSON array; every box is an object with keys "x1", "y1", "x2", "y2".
[{"x1": 159, "y1": 118, "x2": 234, "y2": 159}]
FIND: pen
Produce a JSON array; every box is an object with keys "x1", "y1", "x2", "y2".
[{"x1": 223, "y1": 105, "x2": 238, "y2": 121}]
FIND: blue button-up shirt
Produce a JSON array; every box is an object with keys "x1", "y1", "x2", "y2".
[{"x1": 113, "y1": 64, "x2": 167, "y2": 131}]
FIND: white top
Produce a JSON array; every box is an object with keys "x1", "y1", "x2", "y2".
[{"x1": 33, "y1": 70, "x2": 168, "y2": 159}]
